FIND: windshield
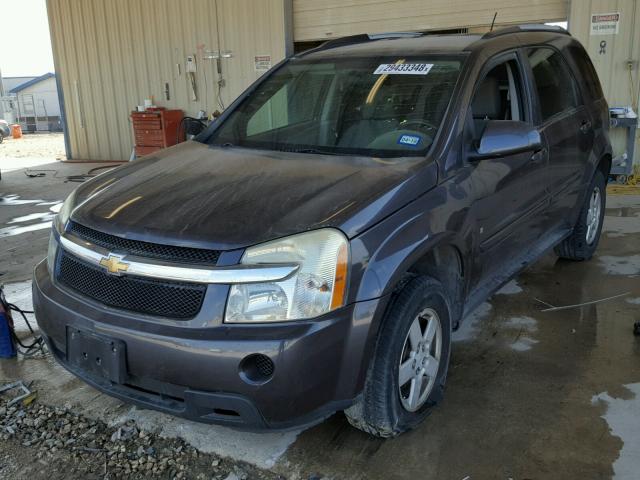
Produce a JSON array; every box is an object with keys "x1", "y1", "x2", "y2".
[{"x1": 206, "y1": 55, "x2": 462, "y2": 157}]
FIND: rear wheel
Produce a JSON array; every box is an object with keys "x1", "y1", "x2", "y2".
[
  {"x1": 554, "y1": 169, "x2": 606, "y2": 261},
  {"x1": 345, "y1": 276, "x2": 451, "y2": 437},
  {"x1": 0, "y1": 134, "x2": 4, "y2": 144}
]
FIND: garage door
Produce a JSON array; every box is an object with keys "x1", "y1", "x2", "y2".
[{"x1": 293, "y1": 0, "x2": 567, "y2": 41}]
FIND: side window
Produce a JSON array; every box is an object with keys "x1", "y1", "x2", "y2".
[
  {"x1": 567, "y1": 46, "x2": 604, "y2": 100},
  {"x1": 470, "y1": 59, "x2": 525, "y2": 141},
  {"x1": 527, "y1": 47, "x2": 580, "y2": 122},
  {"x1": 247, "y1": 85, "x2": 289, "y2": 136},
  {"x1": 247, "y1": 73, "x2": 328, "y2": 136}
]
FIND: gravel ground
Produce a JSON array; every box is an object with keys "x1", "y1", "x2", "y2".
[
  {"x1": 0, "y1": 133, "x2": 66, "y2": 159},
  {"x1": 0, "y1": 392, "x2": 287, "y2": 480}
]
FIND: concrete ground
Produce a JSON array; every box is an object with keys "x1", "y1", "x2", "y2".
[{"x1": 1, "y1": 155, "x2": 639, "y2": 479}]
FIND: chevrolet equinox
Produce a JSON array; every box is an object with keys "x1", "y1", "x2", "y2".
[{"x1": 34, "y1": 25, "x2": 611, "y2": 437}]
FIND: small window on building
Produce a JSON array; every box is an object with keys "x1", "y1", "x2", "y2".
[{"x1": 527, "y1": 47, "x2": 580, "y2": 122}]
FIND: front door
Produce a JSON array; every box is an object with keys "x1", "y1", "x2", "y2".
[{"x1": 465, "y1": 53, "x2": 549, "y2": 290}]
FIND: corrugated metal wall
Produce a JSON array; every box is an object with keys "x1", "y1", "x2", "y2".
[
  {"x1": 569, "y1": 0, "x2": 640, "y2": 165},
  {"x1": 292, "y1": 0, "x2": 568, "y2": 41},
  {"x1": 47, "y1": 0, "x2": 290, "y2": 161}
]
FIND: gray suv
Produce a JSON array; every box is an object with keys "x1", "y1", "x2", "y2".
[{"x1": 34, "y1": 25, "x2": 611, "y2": 436}]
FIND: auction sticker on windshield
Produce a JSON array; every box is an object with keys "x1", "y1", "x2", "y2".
[{"x1": 374, "y1": 63, "x2": 433, "y2": 75}]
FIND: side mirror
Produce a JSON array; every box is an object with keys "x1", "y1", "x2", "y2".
[{"x1": 474, "y1": 120, "x2": 542, "y2": 158}]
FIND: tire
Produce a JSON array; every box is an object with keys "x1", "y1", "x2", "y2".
[
  {"x1": 0, "y1": 134, "x2": 4, "y2": 144},
  {"x1": 345, "y1": 276, "x2": 452, "y2": 437},
  {"x1": 554, "y1": 169, "x2": 606, "y2": 261}
]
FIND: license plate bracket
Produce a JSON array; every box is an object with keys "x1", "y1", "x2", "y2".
[{"x1": 66, "y1": 327, "x2": 126, "y2": 384}]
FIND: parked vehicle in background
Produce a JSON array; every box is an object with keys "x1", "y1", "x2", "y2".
[
  {"x1": 0, "y1": 119, "x2": 10, "y2": 143},
  {"x1": 34, "y1": 25, "x2": 611, "y2": 437}
]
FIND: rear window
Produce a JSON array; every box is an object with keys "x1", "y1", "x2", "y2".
[
  {"x1": 566, "y1": 45, "x2": 604, "y2": 100},
  {"x1": 527, "y1": 47, "x2": 580, "y2": 122},
  {"x1": 206, "y1": 55, "x2": 463, "y2": 158}
]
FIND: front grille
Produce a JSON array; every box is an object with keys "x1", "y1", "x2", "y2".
[
  {"x1": 57, "y1": 252, "x2": 206, "y2": 319},
  {"x1": 68, "y1": 221, "x2": 220, "y2": 265}
]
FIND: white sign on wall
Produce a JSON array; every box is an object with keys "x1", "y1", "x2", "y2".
[
  {"x1": 254, "y1": 55, "x2": 272, "y2": 71},
  {"x1": 590, "y1": 12, "x2": 620, "y2": 35}
]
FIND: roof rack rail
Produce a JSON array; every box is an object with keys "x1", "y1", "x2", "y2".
[
  {"x1": 482, "y1": 24, "x2": 570, "y2": 39},
  {"x1": 312, "y1": 31, "x2": 423, "y2": 53}
]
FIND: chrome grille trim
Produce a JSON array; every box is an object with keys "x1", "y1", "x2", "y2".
[{"x1": 59, "y1": 234, "x2": 298, "y2": 284}]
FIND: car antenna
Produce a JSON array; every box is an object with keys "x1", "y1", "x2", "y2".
[{"x1": 489, "y1": 12, "x2": 498, "y2": 32}]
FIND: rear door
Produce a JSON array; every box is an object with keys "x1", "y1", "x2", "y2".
[{"x1": 524, "y1": 47, "x2": 595, "y2": 228}]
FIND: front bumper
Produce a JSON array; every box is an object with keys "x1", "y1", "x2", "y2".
[{"x1": 33, "y1": 260, "x2": 387, "y2": 430}]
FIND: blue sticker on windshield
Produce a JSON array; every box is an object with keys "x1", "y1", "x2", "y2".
[{"x1": 398, "y1": 134, "x2": 421, "y2": 146}]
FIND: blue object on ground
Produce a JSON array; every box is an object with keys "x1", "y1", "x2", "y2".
[{"x1": 0, "y1": 310, "x2": 17, "y2": 358}]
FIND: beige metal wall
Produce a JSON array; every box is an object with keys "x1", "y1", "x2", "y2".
[
  {"x1": 47, "y1": 0, "x2": 291, "y2": 161},
  {"x1": 569, "y1": 0, "x2": 640, "y2": 165},
  {"x1": 293, "y1": 0, "x2": 568, "y2": 41}
]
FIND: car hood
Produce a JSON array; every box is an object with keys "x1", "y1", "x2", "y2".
[{"x1": 70, "y1": 141, "x2": 437, "y2": 250}]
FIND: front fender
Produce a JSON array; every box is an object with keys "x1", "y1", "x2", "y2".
[{"x1": 349, "y1": 178, "x2": 471, "y2": 304}]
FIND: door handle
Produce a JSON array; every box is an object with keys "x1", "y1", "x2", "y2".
[
  {"x1": 580, "y1": 120, "x2": 592, "y2": 134},
  {"x1": 531, "y1": 147, "x2": 547, "y2": 163}
]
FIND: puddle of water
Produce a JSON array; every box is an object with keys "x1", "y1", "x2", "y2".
[
  {"x1": 602, "y1": 217, "x2": 640, "y2": 238},
  {"x1": 504, "y1": 316, "x2": 538, "y2": 352},
  {"x1": 496, "y1": 279, "x2": 523, "y2": 295},
  {"x1": 0, "y1": 194, "x2": 45, "y2": 205},
  {"x1": 605, "y1": 207, "x2": 640, "y2": 218},
  {"x1": 504, "y1": 315, "x2": 537, "y2": 330},
  {"x1": 453, "y1": 302, "x2": 492, "y2": 342},
  {"x1": 598, "y1": 255, "x2": 640, "y2": 276},
  {"x1": 7, "y1": 203, "x2": 60, "y2": 224},
  {"x1": 0, "y1": 221, "x2": 52, "y2": 238},
  {"x1": 592, "y1": 383, "x2": 640, "y2": 480},
  {"x1": 9, "y1": 212, "x2": 56, "y2": 224},
  {"x1": 510, "y1": 336, "x2": 539, "y2": 352},
  {"x1": 2, "y1": 200, "x2": 61, "y2": 237},
  {"x1": 601, "y1": 205, "x2": 640, "y2": 238}
]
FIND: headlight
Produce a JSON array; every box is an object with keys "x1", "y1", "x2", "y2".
[
  {"x1": 225, "y1": 229, "x2": 349, "y2": 323},
  {"x1": 53, "y1": 191, "x2": 75, "y2": 232}
]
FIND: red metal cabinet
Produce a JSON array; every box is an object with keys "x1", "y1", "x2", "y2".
[{"x1": 131, "y1": 109, "x2": 184, "y2": 157}]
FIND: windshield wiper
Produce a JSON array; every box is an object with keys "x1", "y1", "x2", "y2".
[{"x1": 286, "y1": 148, "x2": 339, "y2": 156}]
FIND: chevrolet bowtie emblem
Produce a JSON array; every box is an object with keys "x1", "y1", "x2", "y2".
[{"x1": 99, "y1": 254, "x2": 129, "y2": 275}]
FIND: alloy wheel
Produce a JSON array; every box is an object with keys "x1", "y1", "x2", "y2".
[
  {"x1": 398, "y1": 307, "x2": 442, "y2": 412},
  {"x1": 585, "y1": 186, "x2": 602, "y2": 245}
]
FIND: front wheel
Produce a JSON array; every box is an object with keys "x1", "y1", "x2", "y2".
[
  {"x1": 554, "y1": 169, "x2": 606, "y2": 261},
  {"x1": 344, "y1": 276, "x2": 452, "y2": 437}
]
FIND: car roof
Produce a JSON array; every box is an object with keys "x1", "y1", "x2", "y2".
[
  {"x1": 297, "y1": 25, "x2": 571, "y2": 60},
  {"x1": 302, "y1": 35, "x2": 481, "y2": 59}
]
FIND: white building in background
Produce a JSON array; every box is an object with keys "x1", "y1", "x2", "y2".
[
  {"x1": 2, "y1": 73, "x2": 62, "y2": 131},
  {"x1": 0, "y1": 68, "x2": 7, "y2": 121}
]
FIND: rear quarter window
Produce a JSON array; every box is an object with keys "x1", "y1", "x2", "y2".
[{"x1": 566, "y1": 45, "x2": 604, "y2": 101}]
